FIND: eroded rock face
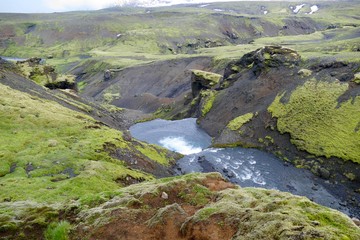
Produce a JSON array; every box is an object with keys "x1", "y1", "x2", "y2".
[{"x1": 73, "y1": 173, "x2": 360, "y2": 240}]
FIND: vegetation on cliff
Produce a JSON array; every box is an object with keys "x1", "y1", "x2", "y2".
[
  {"x1": 227, "y1": 112, "x2": 255, "y2": 132},
  {"x1": 268, "y1": 79, "x2": 360, "y2": 163},
  {"x1": 0, "y1": 81, "x2": 179, "y2": 238}
]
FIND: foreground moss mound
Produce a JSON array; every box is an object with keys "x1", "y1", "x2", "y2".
[
  {"x1": 74, "y1": 173, "x2": 360, "y2": 239},
  {"x1": 269, "y1": 79, "x2": 360, "y2": 163}
]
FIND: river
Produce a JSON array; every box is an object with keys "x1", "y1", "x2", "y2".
[{"x1": 130, "y1": 118, "x2": 358, "y2": 218}]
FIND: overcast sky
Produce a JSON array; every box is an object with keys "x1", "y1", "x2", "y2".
[
  {"x1": 0, "y1": 0, "x2": 116, "y2": 13},
  {"x1": 0, "y1": 0, "x2": 250, "y2": 13}
]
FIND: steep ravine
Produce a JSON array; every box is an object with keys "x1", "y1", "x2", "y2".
[
  {"x1": 1, "y1": 51, "x2": 360, "y2": 239},
  {"x1": 115, "y1": 46, "x2": 360, "y2": 218}
]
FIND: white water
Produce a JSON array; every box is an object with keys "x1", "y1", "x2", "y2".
[
  {"x1": 159, "y1": 136, "x2": 202, "y2": 155},
  {"x1": 129, "y1": 118, "x2": 212, "y2": 155},
  {"x1": 130, "y1": 118, "x2": 354, "y2": 217}
]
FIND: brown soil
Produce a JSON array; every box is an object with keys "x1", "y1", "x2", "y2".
[{"x1": 74, "y1": 175, "x2": 238, "y2": 240}]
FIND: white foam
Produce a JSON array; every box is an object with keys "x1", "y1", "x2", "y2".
[
  {"x1": 206, "y1": 148, "x2": 219, "y2": 153},
  {"x1": 253, "y1": 171, "x2": 266, "y2": 185},
  {"x1": 240, "y1": 167, "x2": 252, "y2": 180},
  {"x1": 189, "y1": 156, "x2": 196, "y2": 163},
  {"x1": 159, "y1": 136, "x2": 202, "y2": 155}
]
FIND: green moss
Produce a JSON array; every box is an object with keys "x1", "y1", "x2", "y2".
[
  {"x1": 135, "y1": 144, "x2": 171, "y2": 165},
  {"x1": 265, "y1": 136, "x2": 274, "y2": 144},
  {"x1": 298, "y1": 69, "x2": 312, "y2": 77},
  {"x1": 0, "y1": 84, "x2": 155, "y2": 204},
  {"x1": 192, "y1": 70, "x2": 222, "y2": 87},
  {"x1": 344, "y1": 172, "x2": 356, "y2": 181},
  {"x1": 227, "y1": 112, "x2": 254, "y2": 131},
  {"x1": 70, "y1": 172, "x2": 360, "y2": 239},
  {"x1": 200, "y1": 90, "x2": 217, "y2": 117},
  {"x1": 353, "y1": 73, "x2": 360, "y2": 84},
  {"x1": 264, "y1": 52, "x2": 271, "y2": 60},
  {"x1": 177, "y1": 183, "x2": 212, "y2": 206},
  {"x1": 103, "y1": 92, "x2": 120, "y2": 103},
  {"x1": 230, "y1": 65, "x2": 241, "y2": 72},
  {"x1": 195, "y1": 207, "x2": 218, "y2": 221},
  {"x1": 268, "y1": 79, "x2": 360, "y2": 163},
  {"x1": 101, "y1": 103, "x2": 123, "y2": 113},
  {"x1": 44, "y1": 221, "x2": 71, "y2": 240},
  {"x1": 16, "y1": 61, "x2": 75, "y2": 88},
  {"x1": 102, "y1": 83, "x2": 122, "y2": 103},
  {"x1": 77, "y1": 81, "x2": 87, "y2": 92}
]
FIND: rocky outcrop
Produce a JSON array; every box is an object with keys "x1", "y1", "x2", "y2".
[
  {"x1": 3, "y1": 173, "x2": 358, "y2": 239},
  {"x1": 104, "y1": 69, "x2": 112, "y2": 81},
  {"x1": 16, "y1": 58, "x2": 76, "y2": 90},
  {"x1": 191, "y1": 69, "x2": 222, "y2": 97},
  {"x1": 73, "y1": 173, "x2": 360, "y2": 240},
  {"x1": 222, "y1": 46, "x2": 301, "y2": 87}
]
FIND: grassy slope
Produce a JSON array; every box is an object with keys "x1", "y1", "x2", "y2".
[{"x1": 0, "y1": 83, "x2": 175, "y2": 203}]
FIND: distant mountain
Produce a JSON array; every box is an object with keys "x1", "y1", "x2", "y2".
[{"x1": 113, "y1": 0, "x2": 348, "y2": 8}]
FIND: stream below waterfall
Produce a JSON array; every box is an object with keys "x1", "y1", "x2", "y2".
[{"x1": 130, "y1": 118, "x2": 359, "y2": 218}]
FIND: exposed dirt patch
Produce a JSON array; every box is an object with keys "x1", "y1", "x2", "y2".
[
  {"x1": 181, "y1": 213, "x2": 238, "y2": 240},
  {"x1": 76, "y1": 57, "x2": 217, "y2": 113},
  {"x1": 202, "y1": 177, "x2": 235, "y2": 191},
  {"x1": 74, "y1": 173, "x2": 238, "y2": 240},
  {"x1": 115, "y1": 174, "x2": 146, "y2": 186}
]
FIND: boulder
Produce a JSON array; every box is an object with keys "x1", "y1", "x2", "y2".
[{"x1": 104, "y1": 69, "x2": 112, "y2": 81}]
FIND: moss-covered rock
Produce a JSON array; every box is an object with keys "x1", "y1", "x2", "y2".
[
  {"x1": 199, "y1": 89, "x2": 218, "y2": 117},
  {"x1": 191, "y1": 69, "x2": 222, "y2": 97},
  {"x1": 268, "y1": 78, "x2": 360, "y2": 163},
  {"x1": 227, "y1": 112, "x2": 255, "y2": 131},
  {"x1": 298, "y1": 68, "x2": 313, "y2": 77},
  {"x1": 73, "y1": 172, "x2": 360, "y2": 240},
  {"x1": 223, "y1": 45, "x2": 301, "y2": 82},
  {"x1": 353, "y1": 72, "x2": 360, "y2": 84}
]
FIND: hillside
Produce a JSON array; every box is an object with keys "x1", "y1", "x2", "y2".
[{"x1": 1, "y1": 1, "x2": 360, "y2": 239}]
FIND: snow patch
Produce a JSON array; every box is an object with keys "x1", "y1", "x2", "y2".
[
  {"x1": 309, "y1": 5, "x2": 319, "y2": 14},
  {"x1": 199, "y1": 4, "x2": 209, "y2": 8},
  {"x1": 292, "y1": 4, "x2": 305, "y2": 14}
]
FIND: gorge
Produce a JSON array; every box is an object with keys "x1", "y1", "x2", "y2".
[{"x1": 0, "y1": 1, "x2": 360, "y2": 239}]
